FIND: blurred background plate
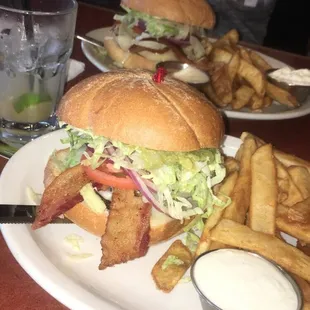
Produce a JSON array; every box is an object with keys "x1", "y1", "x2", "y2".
[{"x1": 81, "y1": 27, "x2": 310, "y2": 121}]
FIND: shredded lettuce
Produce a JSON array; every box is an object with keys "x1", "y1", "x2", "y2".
[
  {"x1": 162, "y1": 255, "x2": 184, "y2": 270},
  {"x1": 64, "y1": 234, "x2": 84, "y2": 251},
  {"x1": 183, "y1": 195, "x2": 231, "y2": 253},
  {"x1": 61, "y1": 125, "x2": 227, "y2": 222},
  {"x1": 114, "y1": 5, "x2": 191, "y2": 39},
  {"x1": 179, "y1": 277, "x2": 191, "y2": 284}
]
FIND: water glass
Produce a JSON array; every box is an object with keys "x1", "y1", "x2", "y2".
[{"x1": 0, "y1": 0, "x2": 77, "y2": 148}]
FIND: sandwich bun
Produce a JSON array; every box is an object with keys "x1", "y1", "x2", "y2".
[{"x1": 55, "y1": 69, "x2": 224, "y2": 242}]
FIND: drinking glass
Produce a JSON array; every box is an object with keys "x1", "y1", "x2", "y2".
[{"x1": 0, "y1": 0, "x2": 77, "y2": 148}]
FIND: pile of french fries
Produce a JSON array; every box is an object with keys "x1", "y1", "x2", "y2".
[
  {"x1": 152, "y1": 132, "x2": 310, "y2": 309},
  {"x1": 200, "y1": 30, "x2": 299, "y2": 111}
]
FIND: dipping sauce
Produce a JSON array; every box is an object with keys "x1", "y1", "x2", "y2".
[
  {"x1": 269, "y1": 67, "x2": 310, "y2": 86},
  {"x1": 191, "y1": 249, "x2": 300, "y2": 310},
  {"x1": 172, "y1": 65, "x2": 209, "y2": 84}
]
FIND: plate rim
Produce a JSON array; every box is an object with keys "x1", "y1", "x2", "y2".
[
  {"x1": 81, "y1": 27, "x2": 310, "y2": 121},
  {"x1": 0, "y1": 129, "x2": 241, "y2": 310}
]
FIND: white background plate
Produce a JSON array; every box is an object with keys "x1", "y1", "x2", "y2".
[
  {"x1": 0, "y1": 130, "x2": 241, "y2": 310},
  {"x1": 81, "y1": 27, "x2": 310, "y2": 121}
]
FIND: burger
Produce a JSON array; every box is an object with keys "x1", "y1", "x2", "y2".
[
  {"x1": 103, "y1": 0, "x2": 215, "y2": 71},
  {"x1": 32, "y1": 69, "x2": 225, "y2": 268}
]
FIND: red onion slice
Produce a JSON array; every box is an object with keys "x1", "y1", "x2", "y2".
[
  {"x1": 104, "y1": 144, "x2": 164, "y2": 212},
  {"x1": 125, "y1": 168, "x2": 166, "y2": 214}
]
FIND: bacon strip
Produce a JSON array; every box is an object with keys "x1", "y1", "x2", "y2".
[
  {"x1": 32, "y1": 165, "x2": 90, "y2": 229},
  {"x1": 99, "y1": 189, "x2": 151, "y2": 269}
]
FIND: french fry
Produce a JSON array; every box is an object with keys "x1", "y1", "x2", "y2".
[
  {"x1": 240, "y1": 132, "x2": 265, "y2": 147},
  {"x1": 249, "y1": 93, "x2": 264, "y2": 111},
  {"x1": 304, "y1": 302, "x2": 310, "y2": 310},
  {"x1": 201, "y1": 38, "x2": 213, "y2": 56},
  {"x1": 208, "y1": 241, "x2": 230, "y2": 251},
  {"x1": 288, "y1": 166, "x2": 310, "y2": 199},
  {"x1": 276, "y1": 203, "x2": 310, "y2": 243},
  {"x1": 276, "y1": 160, "x2": 304, "y2": 207},
  {"x1": 239, "y1": 47, "x2": 252, "y2": 64},
  {"x1": 288, "y1": 197, "x2": 310, "y2": 224},
  {"x1": 227, "y1": 52, "x2": 240, "y2": 82},
  {"x1": 201, "y1": 83, "x2": 227, "y2": 108},
  {"x1": 210, "y1": 219, "x2": 310, "y2": 282},
  {"x1": 249, "y1": 50, "x2": 272, "y2": 72},
  {"x1": 266, "y1": 82, "x2": 298, "y2": 108},
  {"x1": 231, "y1": 85, "x2": 255, "y2": 110},
  {"x1": 210, "y1": 48, "x2": 232, "y2": 64},
  {"x1": 235, "y1": 143, "x2": 244, "y2": 162},
  {"x1": 249, "y1": 144, "x2": 277, "y2": 235},
  {"x1": 277, "y1": 177, "x2": 289, "y2": 203},
  {"x1": 212, "y1": 39, "x2": 232, "y2": 52},
  {"x1": 195, "y1": 171, "x2": 239, "y2": 257},
  {"x1": 274, "y1": 150, "x2": 310, "y2": 174},
  {"x1": 223, "y1": 136, "x2": 257, "y2": 223},
  {"x1": 238, "y1": 59, "x2": 265, "y2": 97},
  {"x1": 297, "y1": 241, "x2": 310, "y2": 256},
  {"x1": 222, "y1": 43, "x2": 237, "y2": 54},
  {"x1": 263, "y1": 96, "x2": 273, "y2": 108},
  {"x1": 276, "y1": 217, "x2": 310, "y2": 243},
  {"x1": 151, "y1": 240, "x2": 192, "y2": 293},
  {"x1": 217, "y1": 29, "x2": 239, "y2": 45},
  {"x1": 291, "y1": 274, "x2": 310, "y2": 303},
  {"x1": 240, "y1": 133, "x2": 310, "y2": 174},
  {"x1": 212, "y1": 30, "x2": 239, "y2": 54},
  {"x1": 232, "y1": 74, "x2": 243, "y2": 92},
  {"x1": 208, "y1": 63, "x2": 233, "y2": 103},
  {"x1": 224, "y1": 157, "x2": 240, "y2": 174}
]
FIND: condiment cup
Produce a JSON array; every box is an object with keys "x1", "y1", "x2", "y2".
[
  {"x1": 266, "y1": 68, "x2": 310, "y2": 104},
  {"x1": 156, "y1": 61, "x2": 188, "y2": 73},
  {"x1": 156, "y1": 61, "x2": 209, "y2": 87},
  {"x1": 190, "y1": 249, "x2": 303, "y2": 310}
]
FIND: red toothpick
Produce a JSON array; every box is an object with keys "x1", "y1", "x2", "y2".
[{"x1": 152, "y1": 67, "x2": 167, "y2": 83}]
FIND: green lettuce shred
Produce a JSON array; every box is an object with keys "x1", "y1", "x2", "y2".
[
  {"x1": 60, "y1": 125, "x2": 227, "y2": 222},
  {"x1": 183, "y1": 194, "x2": 232, "y2": 253},
  {"x1": 162, "y1": 255, "x2": 184, "y2": 270},
  {"x1": 114, "y1": 5, "x2": 191, "y2": 39}
]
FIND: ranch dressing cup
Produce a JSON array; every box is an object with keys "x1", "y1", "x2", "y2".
[{"x1": 191, "y1": 249, "x2": 303, "y2": 310}]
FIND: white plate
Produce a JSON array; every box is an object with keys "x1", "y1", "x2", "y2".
[
  {"x1": 81, "y1": 27, "x2": 310, "y2": 121},
  {"x1": 0, "y1": 129, "x2": 242, "y2": 310}
]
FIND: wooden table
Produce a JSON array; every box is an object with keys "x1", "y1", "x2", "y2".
[{"x1": 1, "y1": 2, "x2": 310, "y2": 309}]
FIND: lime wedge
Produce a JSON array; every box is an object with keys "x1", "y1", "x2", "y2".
[{"x1": 13, "y1": 93, "x2": 51, "y2": 114}]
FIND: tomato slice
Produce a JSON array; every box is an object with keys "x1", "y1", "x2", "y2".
[{"x1": 82, "y1": 164, "x2": 138, "y2": 190}]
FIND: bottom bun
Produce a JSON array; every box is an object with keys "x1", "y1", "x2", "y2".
[
  {"x1": 45, "y1": 149, "x2": 189, "y2": 243},
  {"x1": 65, "y1": 202, "x2": 109, "y2": 237},
  {"x1": 64, "y1": 202, "x2": 187, "y2": 244},
  {"x1": 103, "y1": 36, "x2": 178, "y2": 72}
]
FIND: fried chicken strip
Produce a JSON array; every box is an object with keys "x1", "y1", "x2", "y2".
[{"x1": 99, "y1": 189, "x2": 151, "y2": 269}]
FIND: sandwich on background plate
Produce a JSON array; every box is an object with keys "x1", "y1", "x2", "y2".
[
  {"x1": 103, "y1": 0, "x2": 216, "y2": 71},
  {"x1": 32, "y1": 69, "x2": 226, "y2": 268}
]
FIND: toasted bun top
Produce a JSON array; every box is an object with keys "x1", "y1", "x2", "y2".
[
  {"x1": 57, "y1": 69, "x2": 224, "y2": 152},
  {"x1": 121, "y1": 0, "x2": 215, "y2": 29}
]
